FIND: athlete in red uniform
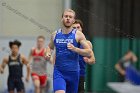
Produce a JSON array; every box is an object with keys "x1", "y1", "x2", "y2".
[{"x1": 28, "y1": 36, "x2": 50, "y2": 93}]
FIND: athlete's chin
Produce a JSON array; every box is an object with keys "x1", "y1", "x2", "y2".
[
  {"x1": 63, "y1": 22, "x2": 72, "y2": 27},
  {"x1": 64, "y1": 24, "x2": 72, "y2": 28}
]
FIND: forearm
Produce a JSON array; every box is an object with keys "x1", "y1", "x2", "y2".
[
  {"x1": 28, "y1": 57, "x2": 32, "y2": 63},
  {"x1": 47, "y1": 46, "x2": 53, "y2": 54},
  {"x1": 132, "y1": 55, "x2": 137, "y2": 62},
  {"x1": 0, "y1": 64, "x2": 5, "y2": 73},
  {"x1": 87, "y1": 52, "x2": 96, "y2": 64},
  {"x1": 0, "y1": 65, "x2": 2, "y2": 71},
  {"x1": 28, "y1": 51, "x2": 33, "y2": 63},
  {"x1": 50, "y1": 56, "x2": 55, "y2": 65},
  {"x1": 115, "y1": 64, "x2": 125, "y2": 75},
  {"x1": 26, "y1": 64, "x2": 30, "y2": 77},
  {"x1": 1, "y1": 63, "x2": 6, "y2": 70},
  {"x1": 74, "y1": 48, "x2": 92, "y2": 57},
  {"x1": 118, "y1": 69, "x2": 126, "y2": 75}
]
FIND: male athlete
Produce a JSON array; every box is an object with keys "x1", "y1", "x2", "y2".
[
  {"x1": 115, "y1": 50, "x2": 137, "y2": 82},
  {"x1": 28, "y1": 35, "x2": 51, "y2": 93},
  {"x1": 73, "y1": 19, "x2": 95, "y2": 93},
  {"x1": 0, "y1": 40, "x2": 30, "y2": 93},
  {"x1": 46, "y1": 9, "x2": 92, "y2": 93}
]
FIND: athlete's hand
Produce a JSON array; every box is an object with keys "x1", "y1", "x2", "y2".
[
  {"x1": 67, "y1": 43, "x2": 76, "y2": 51},
  {"x1": 0, "y1": 67, "x2": 4, "y2": 74},
  {"x1": 83, "y1": 57, "x2": 89, "y2": 62},
  {"x1": 120, "y1": 70, "x2": 126, "y2": 76},
  {"x1": 45, "y1": 52, "x2": 51, "y2": 60},
  {"x1": 83, "y1": 57, "x2": 95, "y2": 65},
  {"x1": 25, "y1": 76, "x2": 30, "y2": 82},
  {"x1": 0, "y1": 69, "x2": 4, "y2": 74}
]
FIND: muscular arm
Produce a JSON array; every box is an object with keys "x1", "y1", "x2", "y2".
[
  {"x1": 0, "y1": 57, "x2": 8, "y2": 73},
  {"x1": 83, "y1": 41, "x2": 96, "y2": 64},
  {"x1": 130, "y1": 52, "x2": 137, "y2": 62},
  {"x1": 68, "y1": 31, "x2": 92, "y2": 57},
  {"x1": 28, "y1": 48, "x2": 34, "y2": 64},
  {"x1": 46, "y1": 31, "x2": 56, "y2": 58},
  {"x1": 49, "y1": 55, "x2": 56, "y2": 65},
  {"x1": 115, "y1": 58, "x2": 126, "y2": 76},
  {"x1": 115, "y1": 63, "x2": 125, "y2": 75}
]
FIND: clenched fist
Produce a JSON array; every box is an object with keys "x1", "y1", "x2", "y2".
[{"x1": 67, "y1": 43, "x2": 76, "y2": 51}]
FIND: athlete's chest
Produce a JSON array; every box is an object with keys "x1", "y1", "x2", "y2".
[{"x1": 55, "y1": 34, "x2": 74, "y2": 44}]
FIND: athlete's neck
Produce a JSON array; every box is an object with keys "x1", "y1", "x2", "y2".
[
  {"x1": 36, "y1": 47, "x2": 44, "y2": 51},
  {"x1": 62, "y1": 26, "x2": 73, "y2": 34},
  {"x1": 11, "y1": 53, "x2": 18, "y2": 57}
]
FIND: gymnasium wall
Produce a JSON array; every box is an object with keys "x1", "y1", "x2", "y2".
[{"x1": 0, "y1": 0, "x2": 64, "y2": 37}]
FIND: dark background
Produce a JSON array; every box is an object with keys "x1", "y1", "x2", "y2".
[{"x1": 72, "y1": 0, "x2": 140, "y2": 92}]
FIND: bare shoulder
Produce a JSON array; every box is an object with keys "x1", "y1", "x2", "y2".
[
  {"x1": 87, "y1": 40, "x2": 92, "y2": 45},
  {"x1": 76, "y1": 30, "x2": 86, "y2": 42},
  {"x1": 3, "y1": 56, "x2": 9, "y2": 63},
  {"x1": 87, "y1": 40, "x2": 93, "y2": 49},
  {"x1": 31, "y1": 47, "x2": 35, "y2": 50},
  {"x1": 52, "y1": 31, "x2": 57, "y2": 35},
  {"x1": 30, "y1": 47, "x2": 35, "y2": 53},
  {"x1": 20, "y1": 54, "x2": 26, "y2": 59},
  {"x1": 51, "y1": 31, "x2": 57, "y2": 40},
  {"x1": 76, "y1": 30, "x2": 83, "y2": 35},
  {"x1": 29, "y1": 47, "x2": 36, "y2": 57}
]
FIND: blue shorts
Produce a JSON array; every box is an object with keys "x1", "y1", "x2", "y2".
[{"x1": 53, "y1": 68, "x2": 79, "y2": 93}]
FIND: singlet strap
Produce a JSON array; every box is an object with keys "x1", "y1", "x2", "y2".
[
  {"x1": 17, "y1": 54, "x2": 21, "y2": 62},
  {"x1": 56, "y1": 28, "x2": 62, "y2": 34},
  {"x1": 8, "y1": 55, "x2": 11, "y2": 63},
  {"x1": 8, "y1": 54, "x2": 21, "y2": 63},
  {"x1": 72, "y1": 28, "x2": 77, "y2": 34}
]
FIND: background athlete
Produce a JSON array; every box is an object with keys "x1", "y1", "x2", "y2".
[
  {"x1": 72, "y1": 19, "x2": 95, "y2": 93},
  {"x1": 28, "y1": 35, "x2": 51, "y2": 93},
  {"x1": 115, "y1": 50, "x2": 137, "y2": 82},
  {"x1": 0, "y1": 40, "x2": 30, "y2": 93}
]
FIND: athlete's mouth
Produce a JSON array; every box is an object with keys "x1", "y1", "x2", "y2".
[{"x1": 66, "y1": 21, "x2": 70, "y2": 23}]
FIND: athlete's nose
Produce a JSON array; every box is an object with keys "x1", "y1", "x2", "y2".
[
  {"x1": 67, "y1": 18, "x2": 69, "y2": 20},
  {"x1": 67, "y1": 16, "x2": 70, "y2": 20}
]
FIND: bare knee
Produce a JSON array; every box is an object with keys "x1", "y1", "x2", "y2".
[
  {"x1": 17, "y1": 90, "x2": 24, "y2": 93},
  {"x1": 33, "y1": 79, "x2": 40, "y2": 89},
  {"x1": 9, "y1": 90, "x2": 14, "y2": 93},
  {"x1": 55, "y1": 90, "x2": 65, "y2": 93}
]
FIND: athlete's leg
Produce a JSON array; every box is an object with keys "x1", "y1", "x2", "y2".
[
  {"x1": 40, "y1": 75, "x2": 47, "y2": 93},
  {"x1": 33, "y1": 78, "x2": 40, "y2": 93},
  {"x1": 65, "y1": 71, "x2": 79, "y2": 93},
  {"x1": 53, "y1": 68, "x2": 66, "y2": 93},
  {"x1": 32, "y1": 74, "x2": 41, "y2": 93},
  {"x1": 8, "y1": 77, "x2": 15, "y2": 93},
  {"x1": 78, "y1": 76, "x2": 85, "y2": 93},
  {"x1": 40, "y1": 87, "x2": 46, "y2": 93},
  {"x1": 54, "y1": 78, "x2": 66, "y2": 93},
  {"x1": 16, "y1": 78, "x2": 25, "y2": 93}
]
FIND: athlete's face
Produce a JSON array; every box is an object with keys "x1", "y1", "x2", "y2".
[
  {"x1": 72, "y1": 23, "x2": 82, "y2": 31},
  {"x1": 10, "y1": 45, "x2": 19, "y2": 55},
  {"x1": 37, "y1": 38, "x2": 45, "y2": 49},
  {"x1": 62, "y1": 11, "x2": 75, "y2": 28}
]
